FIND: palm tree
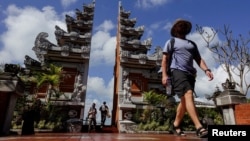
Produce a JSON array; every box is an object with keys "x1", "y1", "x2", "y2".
[{"x1": 35, "y1": 64, "x2": 63, "y2": 101}]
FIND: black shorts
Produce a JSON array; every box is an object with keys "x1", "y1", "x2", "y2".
[{"x1": 171, "y1": 69, "x2": 196, "y2": 98}]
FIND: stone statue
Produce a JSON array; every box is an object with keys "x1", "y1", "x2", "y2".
[
  {"x1": 222, "y1": 79, "x2": 236, "y2": 90},
  {"x1": 123, "y1": 78, "x2": 131, "y2": 102},
  {"x1": 72, "y1": 74, "x2": 85, "y2": 101}
]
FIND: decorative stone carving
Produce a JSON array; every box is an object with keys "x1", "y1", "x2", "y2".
[
  {"x1": 141, "y1": 38, "x2": 152, "y2": 49},
  {"x1": 124, "y1": 111, "x2": 132, "y2": 120},
  {"x1": 222, "y1": 79, "x2": 236, "y2": 90},
  {"x1": 81, "y1": 46, "x2": 90, "y2": 53},
  {"x1": 69, "y1": 31, "x2": 79, "y2": 41},
  {"x1": 120, "y1": 18, "x2": 136, "y2": 26},
  {"x1": 68, "y1": 110, "x2": 78, "y2": 118},
  {"x1": 67, "y1": 110, "x2": 82, "y2": 132},
  {"x1": 54, "y1": 25, "x2": 66, "y2": 39},
  {"x1": 138, "y1": 54, "x2": 147, "y2": 64},
  {"x1": 151, "y1": 46, "x2": 163, "y2": 66},
  {"x1": 120, "y1": 37, "x2": 127, "y2": 42},
  {"x1": 135, "y1": 26, "x2": 144, "y2": 31},
  {"x1": 71, "y1": 74, "x2": 86, "y2": 102},
  {"x1": 33, "y1": 32, "x2": 56, "y2": 55},
  {"x1": 120, "y1": 9, "x2": 131, "y2": 18},
  {"x1": 65, "y1": 15, "x2": 75, "y2": 24},
  {"x1": 24, "y1": 55, "x2": 41, "y2": 67},
  {"x1": 127, "y1": 39, "x2": 140, "y2": 45},
  {"x1": 75, "y1": 8, "x2": 82, "y2": 16},
  {"x1": 81, "y1": 54, "x2": 89, "y2": 59},
  {"x1": 82, "y1": 33, "x2": 91, "y2": 38},
  {"x1": 61, "y1": 45, "x2": 70, "y2": 56},
  {"x1": 119, "y1": 120, "x2": 137, "y2": 133},
  {"x1": 122, "y1": 69, "x2": 129, "y2": 78},
  {"x1": 84, "y1": 2, "x2": 95, "y2": 10},
  {"x1": 120, "y1": 50, "x2": 130, "y2": 62},
  {"x1": 123, "y1": 78, "x2": 131, "y2": 102}
]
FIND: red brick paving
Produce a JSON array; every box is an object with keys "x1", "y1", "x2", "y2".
[
  {"x1": 0, "y1": 126, "x2": 208, "y2": 141},
  {"x1": 0, "y1": 133, "x2": 207, "y2": 141}
]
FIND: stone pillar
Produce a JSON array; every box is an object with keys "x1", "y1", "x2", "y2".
[
  {"x1": 0, "y1": 74, "x2": 24, "y2": 136},
  {"x1": 221, "y1": 106, "x2": 236, "y2": 124},
  {"x1": 215, "y1": 79, "x2": 247, "y2": 125}
]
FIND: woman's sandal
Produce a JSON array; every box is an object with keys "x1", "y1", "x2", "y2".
[
  {"x1": 170, "y1": 124, "x2": 186, "y2": 136},
  {"x1": 196, "y1": 127, "x2": 208, "y2": 138}
]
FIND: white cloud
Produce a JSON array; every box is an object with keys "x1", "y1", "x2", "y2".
[
  {"x1": 87, "y1": 76, "x2": 114, "y2": 100},
  {"x1": 61, "y1": 0, "x2": 78, "y2": 8},
  {"x1": 136, "y1": 0, "x2": 170, "y2": 8},
  {"x1": 95, "y1": 20, "x2": 115, "y2": 33},
  {"x1": 90, "y1": 20, "x2": 116, "y2": 67},
  {"x1": 87, "y1": 76, "x2": 106, "y2": 95},
  {"x1": 195, "y1": 97, "x2": 214, "y2": 104},
  {"x1": 163, "y1": 21, "x2": 172, "y2": 31},
  {"x1": 0, "y1": 4, "x2": 65, "y2": 64},
  {"x1": 195, "y1": 66, "x2": 227, "y2": 97},
  {"x1": 101, "y1": 37, "x2": 116, "y2": 64}
]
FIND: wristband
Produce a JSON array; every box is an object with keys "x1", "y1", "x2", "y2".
[{"x1": 204, "y1": 69, "x2": 211, "y2": 73}]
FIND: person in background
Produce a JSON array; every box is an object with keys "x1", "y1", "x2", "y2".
[
  {"x1": 99, "y1": 101, "x2": 109, "y2": 128},
  {"x1": 87, "y1": 103, "x2": 97, "y2": 132},
  {"x1": 21, "y1": 99, "x2": 42, "y2": 135},
  {"x1": 161, "y1": 19, "x2": 214, "y2": 138}
]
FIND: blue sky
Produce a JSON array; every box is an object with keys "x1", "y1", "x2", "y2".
[{"x1": 1, "y1": 0, "x2": 250, "y2": 124}]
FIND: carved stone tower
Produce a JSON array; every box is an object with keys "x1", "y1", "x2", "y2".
[
  {"x1": 112, "y1": 2, "x2": 163, "y2": 132},
  {"x1": 27, "y1": 1, "x2": 95, "y2": 119}
]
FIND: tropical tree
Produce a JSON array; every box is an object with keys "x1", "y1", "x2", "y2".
[
  {"x1": 35, "y1": 64, "x2": 64, "y2": 101},
  {"x1": 196, "y1": 25, "x2": 250, "y2": 96},
  {"x1": 18, "y1": 63, "x2": 68, "y2": 101}
]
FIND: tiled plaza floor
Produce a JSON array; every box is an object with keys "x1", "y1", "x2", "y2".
[
  {"x1": 0, "y1": 126, "x2": 208, "y2": 141},
  {"x1": 0, "y1": 132, "x2": 207, "y2": 141}
]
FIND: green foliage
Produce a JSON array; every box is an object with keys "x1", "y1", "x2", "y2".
[
  {"x1": 180, "y1": 107, "x2": 223, "y2": 131},
  {"x1": 141, "y1": 108, "x2": 153, "y2": 123},
  {"x1": 12, "y1": 98, "x2": 69, "y2": 132},
  {"x1": 138, "y1": 119, "x2": 171, "y2": 131},
  {"x1": 139, "y1": 120, "x2": 159, "y2": 131},
  {"x1": 247, "y1": 98, "x2": 250, "y2": 103},
  {"x1": 134, "y1": 98, "x2": 223, "y2": 132},
  {"x1": 35, "y1": 64, "x2": 63, "y2": 87},
  {"x1": 143, "y1": 90, "x2": 167, "y2": 106},
  {"x1": 132, "y1": 109, "x2": 142, "y2": 123},
  {"x1": 37, "y1": 120, "x2": 47, "y2": 129},
  {"x1": 34, "y1": 107, "x2": 67, "y2": 132},
  {"x1": 197, "y1": 107, "x2": 223, "y2": 125},
  {"x1": 11, "y1": 63, "x2": 70, "y2": 132}
]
